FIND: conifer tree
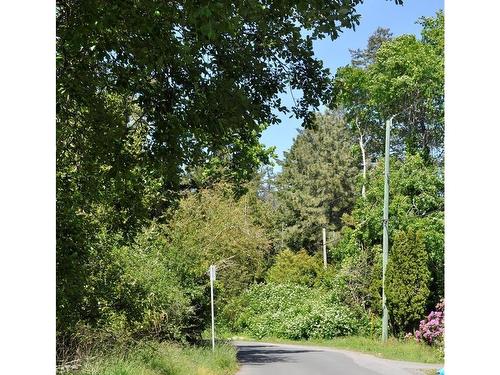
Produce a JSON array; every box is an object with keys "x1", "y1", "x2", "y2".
[
  {"x1": 276, "y1": 112, "x2": 358, "y2": 252},
  {"x1": 386, "y1": 229, "x2": 430, "y2": 334}
]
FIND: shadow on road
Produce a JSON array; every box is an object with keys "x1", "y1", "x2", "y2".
[{"x1": 237, "y1": 344, "x2": 322, "y2": 366}]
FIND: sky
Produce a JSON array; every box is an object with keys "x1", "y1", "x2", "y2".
[{"x1": 260, "y1": 0, "x2": 444, "y2": 168}]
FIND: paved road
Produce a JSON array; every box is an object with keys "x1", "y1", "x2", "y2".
[{"x1": 235, "y1": 341, "x2": 441, "y2": 375}]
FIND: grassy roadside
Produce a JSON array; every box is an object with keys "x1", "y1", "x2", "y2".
[
  {"x1": 229, "y1": 334, "x2": 443, "y2": 364},
  {"x1": 59, "y1": 341, "x2": 239, "y2": 375}
]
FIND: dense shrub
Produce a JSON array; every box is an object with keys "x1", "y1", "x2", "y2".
[
  {"x1": 58, "y1": 224, "x2": 198, "y2": 349},
  {"x1": 222, "y1": 283, "x2": 367, "y2": 340},
  {"x1": 57, "y1": 184, "x2": 270, "y2": 361},
  {"x1": 386, "y1": 229, "x2": 430, "y2": 334},
  {"x1": 330, "y1": 225, "x2": 362, "y2": 264},
  {"x1": 265, "y1": 249, "x2": 325, "y2": 287},
  {"x1": 108, "y1": 226, "x2": 196, "y2": 340},
  {"x1": 165, "y1": 183, "x2": 269, "y2": 304},
  {"x1": 334, "y1": 247, "x2": 376, "y2": 310}
]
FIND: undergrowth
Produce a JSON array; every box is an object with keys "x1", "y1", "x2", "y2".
[{"x1": 58, "y1": 340, "x2": 238, "y2": 375}]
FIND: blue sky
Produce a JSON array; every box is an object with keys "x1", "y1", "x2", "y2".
[{"x1": 260, "y1": 0, "x2": 444, "y2": 167}]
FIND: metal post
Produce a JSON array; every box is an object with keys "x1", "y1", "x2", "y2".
[
  {"x1": 322, "y1": 228, "x2": 327, "y2": 269},
  {"x1": 382, "y1": 117, "x2": 392, "y2": 343},
  {"x1": 281, "y1": 223, "x2": 284, "y2": 250},
  {"x1": 209, "y1": 265, "x2": 216, "y2": 352}
]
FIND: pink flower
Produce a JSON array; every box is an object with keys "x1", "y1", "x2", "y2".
[{"x1": 415, "y1": 300, "x2": 445, "y2": 345}]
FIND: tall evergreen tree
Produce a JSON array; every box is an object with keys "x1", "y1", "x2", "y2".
[
  {"x1": 276, "y1": 112, "x2": 358, "y2": 252},
  {"x1": 386, "y1": 229, "x2": 431, "y2": 334},
  {"x1": 349, "y1": 27, "x2": 393, "y2": 68}
]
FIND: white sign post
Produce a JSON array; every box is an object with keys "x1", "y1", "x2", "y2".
[{"x1": 209, "y1": 264, "x2": 216, "y2": 352}]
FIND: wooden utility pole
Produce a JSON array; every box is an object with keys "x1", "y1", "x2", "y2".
[
  {"x1": 322, "y1": 227, "x2": 327, "y2": 269},
  {"x1": 382, "y1": 117, "x2": 392, "y2": 343}
]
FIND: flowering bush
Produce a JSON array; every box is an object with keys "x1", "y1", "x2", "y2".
[
  {"x1": 222, "y1": 283, "x2": 367, "y2": 340},
  {"x1": 415, "y1": 299, "x2": 444, "y2": 345}
]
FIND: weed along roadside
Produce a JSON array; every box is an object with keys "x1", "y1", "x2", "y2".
[{"x1": 58, "y1": 342, "x2": 239, "y2": 375}]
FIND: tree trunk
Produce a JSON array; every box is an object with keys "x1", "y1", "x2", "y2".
[{"x1": 356, "y1": 118, "x2": 367, "y2": 198}]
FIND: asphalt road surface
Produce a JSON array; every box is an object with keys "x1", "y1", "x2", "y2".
[{"x1": 235, "y1": 341, "x2": 441, "y2": 375}]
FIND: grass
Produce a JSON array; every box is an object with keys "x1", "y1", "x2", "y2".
[
  {"x1": 61, "y1": 341, "x2": 239, "y2": 375},
  {"x1": 230, "y1": 334, "x2": 443, "y2": 364}
]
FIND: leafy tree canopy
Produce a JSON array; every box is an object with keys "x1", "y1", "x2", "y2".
[
  {"x1": 331, "y1": 10, "x2": 444, "y2": 162},
  {"x1": 57, "y1": 0, "x2": 379, "y2": 186},
  {"x1": 165, "y1": 183, "x2": 270, "y2": 304}
]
